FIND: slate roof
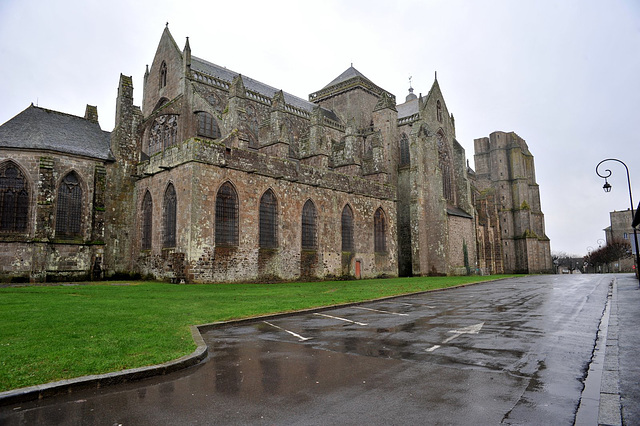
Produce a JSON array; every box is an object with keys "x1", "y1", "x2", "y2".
[
  {"x1": 397, "y1": 98, "x2": 419, "y2": 119},
  {"x1": 322, "y1": 66, "x2": 372, "y2": 89},
  {"x1": 191, "y1": 56, "x2": 317, "y2": 113},
  {"x1": 0, "y1": 105, "x2": 112, "y2": 160}
]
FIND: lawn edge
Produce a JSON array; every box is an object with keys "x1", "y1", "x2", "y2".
[{"x1": 0, "y1": 277, "x2": 508, "y2": 406}]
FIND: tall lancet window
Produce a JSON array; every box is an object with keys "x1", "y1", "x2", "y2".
[
  {"x1": 141, "y1": 191, "x2": 152, "y2": 250},
  {"x1": 301, "y1": 199, "x2": 317, "y2": 250},
  {"x1": 437, "y1": 132, "x2": 454, "y2": 203},
  {"x1": 55, "y1": 171, "x2": 83, "y2": 239},
  {"x1": 159, "y1": 61, "x2": 167, "y2": 88},
  {"x1": 341, "y1": 204, "x2": 354, "y2": 252},
  {"x1": 374, "y1": 208, "x2": 387, "y2": 253},
  {"x1": 163, "y1": 184, "x2": 177, "y2": 248},
  {"x1": 259, "y1": 189, "x2": 278, "y2": 248},
  {"x1": 0, "y1": 162, "x2": 29, "y2": 233},
  {"x1": 215, "y1": 182, "x2": 239, "y2": 247}
]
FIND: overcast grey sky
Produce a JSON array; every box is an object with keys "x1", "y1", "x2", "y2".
[{"x1": 1, "y1": 0, "x2": 639, "y2": 256}]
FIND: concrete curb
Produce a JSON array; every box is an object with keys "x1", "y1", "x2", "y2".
[
  {"x1": 0, "y1": 277, "x2": 505, "y2": 407},
  {"x1": 598, "y1": 277, "x2": 622, "y2": 426},
  {"x1": 0, "y1": 325, "x2": 208, "y2": 407}
]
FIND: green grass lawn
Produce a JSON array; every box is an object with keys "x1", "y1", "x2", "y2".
[{"x1": 0, "y1": 275, "x2": 516, "y2": 392}]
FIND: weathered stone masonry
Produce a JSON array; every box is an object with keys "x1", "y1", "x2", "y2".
[{"x1": 0, "y1": 26, "x2": 552, "y2": 282}]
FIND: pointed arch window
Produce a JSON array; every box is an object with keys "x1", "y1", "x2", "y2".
[
  {"x1": 374, "y1": 208, "x2": 387, "y2": 253},
  {"x1": 437, "y1": 132, "x2": 454, "y2": 203},
  {"x1": 148, "y1": 114, "x2": 179, "y2": 155},
  {"x1": 163, "y1": 184, "x2": 177, "y2": 248},
  {"x1": 399, "y1": 133, "x2": 410, "y2": 167},
  {"x1": 437, "y1": 100, "x2": 443, "y2": 122},
  {"x1": 259, "y1": 189, "x2": 278, "y2": 248},
  {"x1": 0, "y1": 162, "x2": 29, "y2": 233},
  {"x1": 301, "y1": 199, "x2": 317, "y2": 250},
  {"x1": 341, "y1": 204, "x2": 354, "y2": 252},
  {"x1": 215, "y1": 182, "x2": 239, "y2": 247},
  {"x1": 55, "y1": 171, "x2": 83, "y2": 239},
  {"x1": 159, "y1": 61, "x2": 167, "y2": 89},
  {"x1": 197, "y1": 111, "x2": 221, "y2": 139},
  {"x1": 142, "y1": 191, "x2": 153, "y2": 250}
]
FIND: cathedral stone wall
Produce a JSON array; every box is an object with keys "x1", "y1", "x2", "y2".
[{"x1": 0, "y1": 150, "x2": 107, "y2": 282}]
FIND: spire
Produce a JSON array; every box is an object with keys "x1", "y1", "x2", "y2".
[
  {"x1": 406, "y1": 75, "x2": 417, "y2": 102},
  {"x1": 183, "y1": 37, "x2": 191, "y2": 73}
]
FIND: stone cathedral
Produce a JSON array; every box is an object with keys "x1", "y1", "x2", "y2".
[{"x1": 0, "y1": 27, "x2": 552, "y2": 283}]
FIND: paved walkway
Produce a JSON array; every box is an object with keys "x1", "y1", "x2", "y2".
[{"x1": 612, "y1": 274, "x2": 640, "y2": 425}]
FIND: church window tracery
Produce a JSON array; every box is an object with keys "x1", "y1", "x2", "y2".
[
  {"x1": 437, "y1": 131, "x2": 455, "y2": 203},
  {"x1": 341, "y1": 204, "x2": 354, "y2": 252},
  {"x1": 215, "y1": 182, "x2": 239, "y2": 247},
  {"x1": 55, "y1": 171, "x2": 83, "y2": 239},
  {"x1": 0, "y1": 162, "x2": 29, "y2": 233},
  {"x1": 163, "y1": 184, "x2": 177, "y2": 248},
  {"x1": 141, "y1": 191, "x2": 152, "y2": 250},
  {"x1": 301, "y1": 199, "x2": 317, "y2": 250},
  {"x1": 374, "y1": 208, "x2": 387, "y2": 253},
  {"x1": 259, "y1": 189, "x2": 278, "y2": 248},
  {"x1": 148, "y1": 114, "x2": 179, "y2": 155},
  {"x1": 197, "y1": 111, "x2": 220, "y2": 139}
]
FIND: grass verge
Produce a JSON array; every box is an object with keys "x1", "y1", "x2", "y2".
[{"x1": 0, "y1": 275, "x2": 517, "y2": 392}]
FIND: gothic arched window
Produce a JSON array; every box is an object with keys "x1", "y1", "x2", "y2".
[
  {"x1": 215, "y1": 182, "x2": 239, "y2": 247},
  {"x1": 259, "y1": 189, "x2": 278, "y2": 248},
  {"x1": 399, "y1": 133, "x2": 410, "y2": 167},
  {"x1": 301, "y1": 199, "x2": 317, "y2": 250},
  {"x1": 148, "y1": 114, "x2": 179, "y2": 154},
  {"x1": 197, "y1": 111, "x2": 221, "y2": 139},
  {"x1": 437, "y1": 132, "x2": 454, "y2": 203},
  {"x1": 163, "y1": 184, "x2": 177, "y2": 248},
  {"x1": 437, "y1": 100, "x2": 443, "y2": 122},
  {"x1": 341, "y1": 204, "x2": 354, "y2": 252},
  {"x1": 0, "y1": 162, "x2": 29, "y2": 233},
  {"x1": 374, "y1": 208, "x2": 387, "y2": 253},
  {"x1": 159, "y1": 61, "x2": 167, "y2": 89},
  {"x1": 55, "y1": 171, "x2": 83, "y2": 239},
  {"x1": 141, "y1": 191, "x2": 152, "y2": 250}
]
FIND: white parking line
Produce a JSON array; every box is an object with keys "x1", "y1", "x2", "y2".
[
  {"x1": 263, "y1": 321, "x2": 312, "y2": 341},
  {"x1": 354, "y1": 306, "x2": 409, "y2": 316},
  {"x1": 313, "y1": 313, "x2": 368, "y2": 326}
]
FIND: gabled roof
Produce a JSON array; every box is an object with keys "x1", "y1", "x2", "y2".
[
  {"x1": 0, "y1": 105, "x2": 112, "y2": 160},
  {"x1": 309, "y1": 65, "x2": 395, "y2": 105},
  {"x1": 322, "y1": 65, "x2": 372, "y2": 89},
  {"x1": 191, "y1": 56, "x2": 317, "y2": 113}
]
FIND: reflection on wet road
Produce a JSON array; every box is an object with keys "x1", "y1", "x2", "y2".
[{"x1": 1, "y1": 275, "x2": 612, "y2": 425}]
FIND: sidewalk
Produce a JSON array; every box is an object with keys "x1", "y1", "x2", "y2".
[{"x1": 599, "y1": 274, "x2": 640, "y2": 425}]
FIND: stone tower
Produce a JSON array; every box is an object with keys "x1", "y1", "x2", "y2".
[{"x1": 473, "y1": 131, "x2": 552, "y2": 273}]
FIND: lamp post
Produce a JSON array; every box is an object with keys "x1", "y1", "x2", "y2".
[{"x1": 596, "y1": 158, "x2": 640, "y2": 280}]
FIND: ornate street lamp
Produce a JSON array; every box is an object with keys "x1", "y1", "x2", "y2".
[{"x1": 596, "y1": 158, "x2": 640, "y2": 281}]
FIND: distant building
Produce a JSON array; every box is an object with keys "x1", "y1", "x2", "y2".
[
  {"x1": 0, "y1": 26, "x2": 552, "y2": 282},
  {"x1": 604, "y1": 208, "x2": 636, "y2": 272}
]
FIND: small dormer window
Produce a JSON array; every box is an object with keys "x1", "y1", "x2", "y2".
[{"x1": 159, "y1": 61, "x2": 167, "y2": 89}]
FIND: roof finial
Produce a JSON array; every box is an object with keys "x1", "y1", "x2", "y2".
[
  {"x1": 166, "y1": 22, "x2": 169, "y2": 28},
  {"x1": 409, "y1": 75, "x2": 413, "y2": 91},
  {"x1": 435, "y1": 70, "x2": 437, "y2": 80},
  {"x1": 351, "y1": 62, "x2": 353, "y2": 68}
]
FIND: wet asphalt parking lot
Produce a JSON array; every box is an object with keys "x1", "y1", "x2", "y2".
[{"x1": 1, "y1": 274, "x2": 615, "y2": 425}]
